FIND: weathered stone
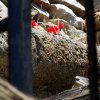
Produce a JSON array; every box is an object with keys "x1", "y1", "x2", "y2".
[
  {"x1": 32, "y1": 0, "x2": 50, "y2": 10},
  {"x1": 94, "y1": 0, "x2": 100, "y2": 11},
  {"x1": 1, "y1": 0, "x2": 50, "y2": 10},
  {"x1": 76, "y1": 0, "x2": 84, "y2": 6},
  {"x1": 0, "y1": 32, "x2": 8, "y2": 79},
  {"x1": 31, "y1": 4, "x2": 49, "y2": 22},
  {"x1": 1, "y1": 27, "x2": 100, "y2": 97},
  {"x1": 95, "y1": 11, "x2": 100, "y2": 32},
  {"x1": 0, "y1": 0, "x2": 7, "y2": 6},
  {"x1": 31, "y1": 9, "x2": 39, "y2": 19},
  {"x1": 0, "y1": 78, "x2": 36, "y2": 100},
  {"x1": 42, "y1": 19, "x2": 86, "y2": 42},
  {"x1": 96, "y1": 31, "x2": 100, "y2": 45},
  {"x1": 84, "y1": 11, "x2": 100, "y2": 32},
  {"x1": 47, "y1": 4, "x2": 84, "y2": 30},
  {"x1": 77, "y1": 0, "x2": 100, "y2": 11},
  {"x1": 0, "y1": 28, "x2": 89, "y2": 97},
  {"x1": 0, "y1": 1, "x2": 8, "y2": 21},
  {"x1": 31, "y1": 29, "x2": 89, "y2": 97},
  {"x1": 0, "y1": 1, "x2": 8, "y2": 78},
  {"x1": 49, "y1": 0, "x2": 85, "y2": 17},
  {"x1": 33, "y1": 13, "x2": 49, "y2": 22}
]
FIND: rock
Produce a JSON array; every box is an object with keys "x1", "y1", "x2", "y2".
[
  {"x1": 0, "y1": 1, "x2": 8, "y2": 78},
  {"x1": 1, "y1": 27, "x2": 100, "y2": 97},
  {"x1": 31, "y1": 9, "x2": 39, "y2": 19},
  {"x1": 31, "y1": 29, "x2": 89, "y2": 97},
  {"x1": 0, "y1": 28, "x2": 89, "y2": 97},
  {"x1": 49, "y1": 0, "x2": 85, "y2": 17},
  {"x1": 0, "y1": 0, "x2": 7, "y2": 6},
  {"x1": 47, "y1": 4, "x2": 84, "y2": 30},
  {"x1": 31, "y1": 4, "x2": 49, "y2": 22},
  {"x1": 0, "y1": 35, "x2": 7, "y2": 53},
  {"x1": 32, "y1": 0, "x2": 50, "y2": 10},
  {"x1": 0, "y1": 78, "x2": 36, "y2": 100},
  {"x1": 77, "y1": 0, "x2": 100, "y2": 11},
  {"x1": 1, "y1": 0, "x2": 50, "y2": 10},
  {"x1": 76, "y1": 0, "x2": 84, "y2": 6},
  {"x1": 84, "y1": 11, "x2": 100, "y2": 32},
  {"x1": 65, "y1": 23, "x2": 86, "y2": 43},
  {"x1": 0, "y1": 1, "x2": 8, "y2": 21},
  {"x1": 95, "y1": 11, "x2": 100, "y2": 32},
  {"x1": 96, "y1": 31, "x2": 100, "y2": 45},
  {"x1": 33, "y1": 13, "x2": 49, "y2": 22},
  {"x1": 0, "y1": 32, "x2": 8, "y2": 79},
  {"x1": 41, "y1": 19, "x2": 86, "y2": 43},
  {"x1": 94, "y1": 0, "x2": 100, "y2": 11}
]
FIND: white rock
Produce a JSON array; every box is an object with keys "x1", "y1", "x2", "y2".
[
  {"x1": 49, "y1": 0, "x2": 85, "y2": 17},
  {"x1": 48, "y1": 4, "x2": 84, "y2": 30},
  {"x1": 0, "y1": 1, "x2": 8, "y2": 20},
  {"x1": 75, "y1": 76, "x2": 89, "y2": 86},
  {"x1": 77, "y1": 0, "x2": 100, "y2": 11},
  {"x1": 94, "y1": 0, "x2": 100, "y2": 11}
]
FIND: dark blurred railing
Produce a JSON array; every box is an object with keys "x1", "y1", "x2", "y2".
[
  {"x1": 8, "y1": 0, "x2": 33, "y2": 94},
  {"x1": 85, "y1": 0, "x2": 99, "y2": 100}
]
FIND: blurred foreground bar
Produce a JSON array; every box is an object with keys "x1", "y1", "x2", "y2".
[
  {"x1": 85, "y1": 0, "x2": 99, "y2": 100},
  {"x1": 8, "y1": 0, "x2": 33, "y2": 94}
]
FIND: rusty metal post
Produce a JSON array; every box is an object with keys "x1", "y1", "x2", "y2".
[{"x1": 85, "y1": 0, "x2": 99, "y2": 100}]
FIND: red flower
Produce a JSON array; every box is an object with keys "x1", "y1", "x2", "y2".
[
  {"x1": 31, "y1": 20, "x2": 37, "y2": 27},
  {"x1": 31, "y1": 20, "x2": 63, "y2": 35},
  {"x1": 46, "y1": 22, "x2": 63, "y2": 35},
  {"x1": 46, "y1": 26, "x2": 59, "y2": 35},
  {"x1": 58, "y1": 22, "x2": 63, "y2": 31}
]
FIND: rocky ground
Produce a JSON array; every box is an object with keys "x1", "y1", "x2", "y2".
[{"x1": 0, "y1": 0, "x2": 100, "y2": 98}]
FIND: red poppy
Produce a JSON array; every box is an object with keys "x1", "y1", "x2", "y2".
[
  {"x1": 58, "y1": 22, "x2": 63, "y2": 31},
  {"x1": 46, "y1": 22, "x2": 63, "y2": 35},
  {"x1": 46, "y1": 26, "x2": 59, "y2": 35},
  {"x1": 31, "y1": 20, "x2": 37, "y2": 27}
]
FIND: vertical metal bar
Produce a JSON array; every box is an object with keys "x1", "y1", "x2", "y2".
[
  {"x1": 85, "y1": 0, "x2": 99, "y2": 100},
  {"x1": 8, "y1": 0, "x2": 33, "y2": 94}
]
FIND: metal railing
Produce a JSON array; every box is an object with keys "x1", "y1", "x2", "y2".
[
  {"x1": 8, "y1": 0, "x2": 33, "y2": 94},
  {"x1": 85, "y1": 0, "x2": 99, "y2": 99}
]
